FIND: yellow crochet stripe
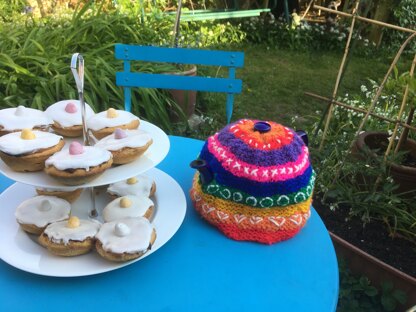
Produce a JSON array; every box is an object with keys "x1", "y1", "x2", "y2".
[
  {"x1": 191, "y1": 188, "x2": 309, "y2": 231},
  {"x1": 192, "y1": 176, "x2": 311, "y2": 217}
]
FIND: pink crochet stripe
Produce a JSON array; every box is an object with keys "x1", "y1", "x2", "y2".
[{"x1": 207, "y1": 136, "x2": 310, "y2": 182}]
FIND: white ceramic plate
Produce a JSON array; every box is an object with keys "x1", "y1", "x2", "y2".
[
  {"x1": 0, "y1": 168, "x2": 186, "y2": 277},
  {"x1": 0, "y1": 121, "x2": 170, "y2": 189}
]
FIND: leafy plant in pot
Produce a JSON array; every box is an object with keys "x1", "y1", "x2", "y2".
[
  {"x1": 353, "y1": 131, "x2": 416, "y2": 195},
  {"x1": 314, "y1": 140, "x2": 416, "y2": 311},
  {"x1": 310, "y1": 108, "x2": 416, "y2": 310}
]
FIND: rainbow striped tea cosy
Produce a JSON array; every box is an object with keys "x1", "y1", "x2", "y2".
[{"x1": 190, "y1": 119, "x2": 315, "y2": 244}]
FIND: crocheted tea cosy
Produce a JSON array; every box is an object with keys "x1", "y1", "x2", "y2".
[{"x1": 190, "y1": 119, "x2": 315, "y2": 245}]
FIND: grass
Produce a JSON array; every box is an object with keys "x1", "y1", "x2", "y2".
[{"x1": 195, "y1": 44, "x2": 411, "y2": 138}]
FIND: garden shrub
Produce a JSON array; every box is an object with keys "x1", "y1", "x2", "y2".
[
  {"x1": 382, "y1": 0, "x2": 416, "y2": 54},
  {"x1": 239, "y1": 12, "x2": 380, "y2": 55},
  {"x1": 0, "y1": 2, "x2": 245, "y2": 132}
]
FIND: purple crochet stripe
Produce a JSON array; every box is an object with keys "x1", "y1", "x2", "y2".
[{"x1": 216, "y1": 130, "x2": 305, "y2": 166}]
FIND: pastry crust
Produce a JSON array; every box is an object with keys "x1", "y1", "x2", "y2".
[
  {"x1": 51, "y1": 122, "x2": 84, "y2": 137},
  {"x1": 0, "y1": 139, "x2": 65, "y2": 172},
  {"x1": 110, "y1": 139, "x2": 153, "y2": 165},
  {"x1": 44, "y1": 158, "x2": 113, "y2": 186},
  {"x1": 35, "y1": 188, "x2": 83, "y2": 203},
  {"x1": 143, "y1": 206, "x2": 154, "y2": 220},
  {"x1": 95, "y1": 228, "x2": 156, "y2": 262},
  {"x1": 91, "y1": 119, "x2": 140, "y2": 140},
  {"x1": 38, "y1": 234, "x2": 96, "y2": 257},
  {"x1": 18, "y1": 223, "x2": 47, "y2": 235}
]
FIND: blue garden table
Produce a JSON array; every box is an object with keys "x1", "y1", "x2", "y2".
[{"x1": 0, "y1": 136, "x2": 339, "y2": 311}]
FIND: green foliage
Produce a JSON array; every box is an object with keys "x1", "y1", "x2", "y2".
[
  {"x1": 239, "y1": 13, "x2": 379, "y2": 55},
  {"x1": 0, "y1": 0, "x2": 26, "y2": 22},
  {"x1": 0, "y1": 1, "x2": 245, "y2": 132},
  {"x1": 383, "y1": 0, "x2": 416, "y2": 54},
  {"x1": 337, "y1": 260, "x2": 407, "y2": 312}
]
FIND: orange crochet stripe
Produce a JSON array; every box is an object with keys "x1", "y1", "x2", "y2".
[
  {"x1": 216, "y1": 223, "x2": 301, "y2": 245},
  {"x1": 191, "y1": 188, "x2": 310, "y2": 232},
  {"x1": 192, "y1": 177, "x2": 312, "y2": 217},
  {"x1": 229, "y1": 119, "x2": 294, "y2": 150}
]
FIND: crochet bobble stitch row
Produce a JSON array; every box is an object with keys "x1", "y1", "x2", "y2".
[
  {"x1": 199, "y1": 172, "x2": 316, "y2": 208},
  {"x1": 193, "y1": 177, "x2": 311, "y2": 217}
]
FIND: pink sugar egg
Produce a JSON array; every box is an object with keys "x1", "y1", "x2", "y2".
[
  {"x1": 69, "y1": 141, "x2": 84, "y2": 155},
  {"x1": 65, "y1": 102, "x2": 78, "y2": 113},
  {"x1": 114, "y1": 128, "x2": 127, "y2": 139}
]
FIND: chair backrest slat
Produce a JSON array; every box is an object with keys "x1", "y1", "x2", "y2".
[
  {"x1": 116, "y1": 73, "x2": 242, "y2": 93},
  {"x1": 115, "y1": 45, "x2": 244, "y2": 68},
  {"x1": 115, "y1": 44, "x2": 244, "y2": 123}
]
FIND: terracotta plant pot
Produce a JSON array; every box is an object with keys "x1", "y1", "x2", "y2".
[
  {"x1": 168, "y1": 65, "x2": 197, "y2": 121},
  {"x1": 389, "y1": 138, "x2": 416, "y2": 194},
  {"x1": 353, "y1": 131, "x2": 416, "y2": 194},
  {"x1": 330, "y1": 232, "x2": 416, "y2": 311}
]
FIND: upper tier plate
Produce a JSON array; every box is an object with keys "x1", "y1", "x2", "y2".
[{"x1": 0, "y1": 121, "x2": 170, "y2": 189}]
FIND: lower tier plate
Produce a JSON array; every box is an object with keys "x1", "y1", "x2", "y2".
[{"x1": 0, "y1": 168, "x2": 186, "y2": 277}]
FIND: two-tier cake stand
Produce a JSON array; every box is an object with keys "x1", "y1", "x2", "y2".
[{"x1": 0, "y1": 54, "x2": 187, "y2": 277}]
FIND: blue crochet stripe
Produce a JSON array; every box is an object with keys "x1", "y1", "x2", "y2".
[
  {"x1": 198, "y1": 151, "x2": 314, "y2": 197},
  {"x1": 216, "y1": 129, "x2": 305, "y2": 166}
]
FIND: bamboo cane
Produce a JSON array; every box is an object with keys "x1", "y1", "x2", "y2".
[
  {"x1": 304, "y1": 91, "x2": 416, "y2": 132},
  {"x1": 352, "y1": 32, "x2": 416, "y2": 151},
  {"x1": 172, "y1": 0, "x2": 182, "y2": 48},
  {"x1": 327, "y1": 33, "x2": 416, "y2": 188},
  {"x1": 301, "y1": 0, "x2": 314, "y2": 19},
  {"x1": 396, "y1": 107, "x2": 416, "y2": 152},
  {"x1": 318, "y1": 0, "x2": 360, "y2": 151},
  {"x1": 313, "y1": 4, "x2": 416, "y2": 34},
  {"x1": 384, "y1": 53, "x2": 416, "y2": 159},
  {"x1": 395, "y1": 55, "x2": 416, "y2": 154}
]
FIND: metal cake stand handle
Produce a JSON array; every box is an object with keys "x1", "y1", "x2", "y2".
[{"x1": 70, "y1": 53, "x2": 97, "y2": 218}]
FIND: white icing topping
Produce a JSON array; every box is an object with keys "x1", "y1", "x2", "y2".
[
  {"x1": 95, "y1": 129, "x2": 152, "y2": 151},
  {"x1": 0, "y1": 131, "x2": 63, "y2": 155},
  {"x1": 39, "y1": 200, "x2": 52, "y2": 212},
  {"x1": 45, "y1": 145, "x2": 112, "y2": 171},
  {"x1": 43, "y1": 219, "x2": 101, "y2": 245},
  {"x1": 96, "y1": 217, "x2": 153, "y2": 254},
  {"x1": 87, "y1": 110, "x2": 139, "y2": 131},
  {"x1": 102, "y1": 195, "x2": 153, "y2": 222},
  {"x1": 107, "y1": 175, "x2": 154, "y2": 197},
  {"x1": 15, "y1": 195, "x2": 71, "y2": 227},
  {"x1": 0, "y1": 106, "x2": 52, "y2": 131},
  {"x1": 45, "y1": 100, "x2": 95, "y2": 128},
  {"x1": 114, "y1": 223, "x2": 131, "y2": 237}
]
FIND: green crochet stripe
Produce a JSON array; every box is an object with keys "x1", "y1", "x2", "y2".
[{"x1": 200, "y1": 171, "x2": 316, "y2": 208}]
